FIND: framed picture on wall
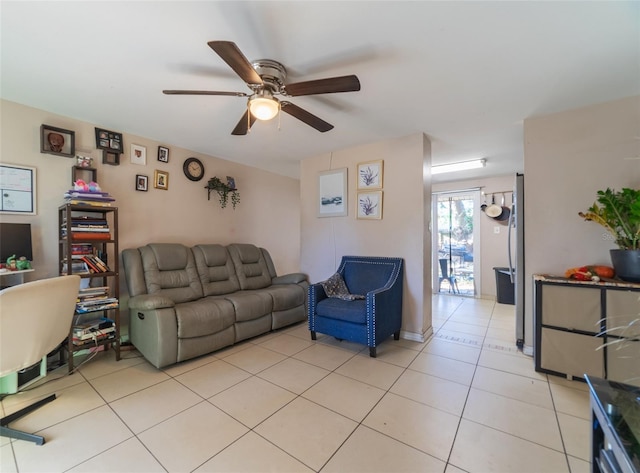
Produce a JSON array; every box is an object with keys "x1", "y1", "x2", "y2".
[
  {"x1": 154, "y1": 170, "x2": 169, "y2": 190},
  {"x1": 40, "y1": 124, "x2": 75, "y2": 157},
  {"x1": 357, "y1": 191, "x2": 383, "y2": 220},
  {"x1": 95, "y1": 127, "x2": 123, "y2": 152},
  {"x1": 357, "y1": 160, "x2": 383, "y2": 189},
  {"x1": 136, "y1": 174, "x2": 148, "y2": 191},
  {"x1": 158, "y1": 146, "x2": 169, "y2": 163},
  {"x1": 318, "y1": 168, "x2": 348, "y2": 218},
  {"x1": 0, "y1": 164, "x2": 37, "y2": 215},
  {"x1": 131, "y1": 144, "x2": 147, "y2": 165}
]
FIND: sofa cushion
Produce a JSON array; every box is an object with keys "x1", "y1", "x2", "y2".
[
  {"x1": 174, "y1": 297, "x2": 235, "y2": 339},
  {"x1": 227, "y1": 244, "x2": 272, "y2": 290},
  {"x1": 193, "y1": 244, "x2": 241, "y2": 296},
  {"x1": 224, "y1": 290, "x2": 273, "y2": 322},
  {"x1": 140, "y1": 244, "x2": 203, "y2": 303},
  {"x1": 264, "y1": 284, "x2": 306, "y2": 311}
]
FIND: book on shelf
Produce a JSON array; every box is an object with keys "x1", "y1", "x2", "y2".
[
  {"x1": 73, "y1": 325, "x2": 115, "y2": 341},
  {"x1": 65, "y1": 200, "x2": 113, "y2": 207},
  {"x1": 62, "y1": 261, "x2": 91, "y2": 275},
  {"x1": 70, "y1": 232, "x2": 111, "y2": 241},
  {"x1": 80, "y1": 255, "x2": 110, "y2": 273},
  {"x1": 72, "y1": 317, "x2": 113, "y2": 335}
]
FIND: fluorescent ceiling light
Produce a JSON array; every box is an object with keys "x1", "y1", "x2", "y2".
[{"x1": 432, "y1": 159, "x2": 486, "y2": 175}]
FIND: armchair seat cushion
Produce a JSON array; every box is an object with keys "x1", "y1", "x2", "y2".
[{"x1": 315, "y1": 298, "x2": 367, "y2": 324}]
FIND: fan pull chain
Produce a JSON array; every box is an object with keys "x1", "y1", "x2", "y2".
[
  {"x1": 247, "y1": 103, "x2": 251, "y2": 133},
  {"x1": 277, "y1": 103, "x2": 281, "y2": 131}
]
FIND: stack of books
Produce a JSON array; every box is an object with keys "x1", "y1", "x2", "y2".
[
  {"x1": 72, "y1": 317, "x2": 116, "y2": 346},
  {"x1": 63, "y1": 189, "x2": 116, "y2": 207},
  {"x1": 76, "y1": 286, "x2": 119, "y2": 314},
  {"x1": 61, "y1": 215, "x2": 112, "y2": 240}
]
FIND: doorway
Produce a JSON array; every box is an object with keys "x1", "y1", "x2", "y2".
[{"x1": 432, "y1": 190, "x2": 481, "y2": 297}]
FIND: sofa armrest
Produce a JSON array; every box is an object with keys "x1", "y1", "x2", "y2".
[
  {"x1": 128, "y1": 294, "x2": 176, "y2": 310},
  {"x1": 273, "y1": 273, "x2": 307, "y2": 285}
]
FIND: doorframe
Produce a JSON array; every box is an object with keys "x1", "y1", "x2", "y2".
[{"x1": 431, "y1": 188, "x2": 482, "y2": 297}]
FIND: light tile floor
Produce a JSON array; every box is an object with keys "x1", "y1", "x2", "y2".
[{"x1": 1, "y1": 296, "x2": 592, "y2": 472}]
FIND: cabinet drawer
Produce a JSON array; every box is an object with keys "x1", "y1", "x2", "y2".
[
  {"x1": 540, "y1": 328, "x2": 604, "y2": 379},
  {"x1": 541, "y1": 285, "x2": 601, "y2": 332},
  {"x1": 606, "y1": 291, "x2": 640, "y2": 337},
  {"x1": 606, "y1": 338, "x2": 640, "y2": 387}
]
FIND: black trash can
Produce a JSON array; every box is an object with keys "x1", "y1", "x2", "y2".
[{"x1": 493, "y1": 267, "x2": 515, "y2": 305}]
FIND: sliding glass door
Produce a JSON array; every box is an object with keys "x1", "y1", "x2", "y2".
[{"x1": 432, "y1": 190, "x2": 481, "y2": 296}]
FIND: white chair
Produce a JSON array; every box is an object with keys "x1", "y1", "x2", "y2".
[{"x1": 0, "y1": 275, "x2": 80, "y2": 445}]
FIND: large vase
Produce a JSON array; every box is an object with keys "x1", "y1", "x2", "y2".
[{"x1": 610, "y1": 249, "x2": 640, "y2": 283}]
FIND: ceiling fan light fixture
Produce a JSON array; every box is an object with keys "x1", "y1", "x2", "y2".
[
  {"x1": 249, "y1": 96, "x2": 279, "y2": 121},
  {"x1": 432, "y1": 159, "x2": 486, "y2": 175}
]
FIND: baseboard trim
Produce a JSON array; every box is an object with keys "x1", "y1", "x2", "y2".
[{"x1": 400, "y1": 326, "x2": 433, "y2": 343}]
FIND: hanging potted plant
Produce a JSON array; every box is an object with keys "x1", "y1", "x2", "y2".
[
  {"x1": 205, "y1": 176, "x2": 240, "y2": 209},
  {"x1": 579, "y1": 187, "x2": 640, "y2": 282}
]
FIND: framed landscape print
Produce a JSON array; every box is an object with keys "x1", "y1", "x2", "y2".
[
  {"x1": 357, "y1": 160, "x2": 383, "y2": 189},
  {"x1": 318, "y1": 168, "x2": 347, "y2": 217},
  {"x1": 357, "y1": 191, "x2": 383, "y2": 220}
]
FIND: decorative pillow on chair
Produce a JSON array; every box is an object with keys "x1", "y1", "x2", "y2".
[{"x1": 321, "y1": 273, "x2": 365, "y2": 301}]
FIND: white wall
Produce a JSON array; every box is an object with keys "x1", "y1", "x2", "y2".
[
  {"x1": 523, "y1": 95, "x2": 640, "y2": 351},
  {"x1": 0, "y1": 99, "x2": 302, "y2": 316},
  {"x1": 300, "y1": 133, "x2": 432, "y2": 339}
]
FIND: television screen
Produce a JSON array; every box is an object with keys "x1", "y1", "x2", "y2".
[{"x1": 0, "y1": 223, "x2": 33, "y2": 263}]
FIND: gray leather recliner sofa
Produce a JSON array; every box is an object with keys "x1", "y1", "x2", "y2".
[{"x1": 122, "y1": 243, "x2": 308, "y2": 368}]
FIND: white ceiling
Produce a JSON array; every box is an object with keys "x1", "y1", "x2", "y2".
[{"x1": 2, "y1": 1, "x2": 639, "y2": 181}]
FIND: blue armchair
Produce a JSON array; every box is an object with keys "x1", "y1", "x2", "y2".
[{"x1": 308, "y1": 256, "x2": 404, "y2": 357}]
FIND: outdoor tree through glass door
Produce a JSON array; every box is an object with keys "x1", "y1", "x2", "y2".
[{"x1": 433, "y1": 190, "x2": 479, "y2": 296}]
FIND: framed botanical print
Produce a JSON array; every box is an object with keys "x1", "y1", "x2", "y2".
[
  {"x1": 357, "y1": 160, "x2": 383, "y2": 189},
  {"x1": 357, "y1": 191, "x2": 383, "y2": 220}
]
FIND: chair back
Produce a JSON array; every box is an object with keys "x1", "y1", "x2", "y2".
[
  {"x1": 0, "y1": 275, "x2": 80, "y2": 376},
  {"x1": 439, "y1": 258, "x2": 450, "y2": 278},
  {"x1": 339, "y1": 256, "x2": 403, "y2": 295}
]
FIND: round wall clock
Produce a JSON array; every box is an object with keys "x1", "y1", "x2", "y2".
[{"x1": 183, "y1": 157, "x2": 204, "y2": 181}]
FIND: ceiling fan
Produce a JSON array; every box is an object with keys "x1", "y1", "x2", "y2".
[{"x1": 163, "y1": 41, "x2": 361, "y2": 135}]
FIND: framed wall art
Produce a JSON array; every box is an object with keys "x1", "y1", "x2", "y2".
[
  {"x1": 136, "y1": 174, "x2": 148, "y2": 192},
  {"x1": 102, "y1": 149, "x2": 120, "y2": 166},
  {"x1": 158, "y1": 146, "x2": 169, "y2": 163},
  {"x1": 41, "y1": 124, "x2": 75, "y2": 157},
  {"x1": 357, "y1": 191, "x2": 383, "y2": 220},
  {"x1": 318, "y1": 168, "x2": 347, "y2": 218},
  {"x1": 0, "y1": 164, "x2": 37, "y2": 215},
  {"x1": 357, "y1": 160, "x2": 383, "y2": 189},
  {"x1": 154, "y1": 170, "x2": 169, "y2": 190},
  {"x1": 94, "y1": 127, "x2": 123, "y2": 152},
  {"x1": 131, "y1": 144, "x2": 146, "y2": 165}
]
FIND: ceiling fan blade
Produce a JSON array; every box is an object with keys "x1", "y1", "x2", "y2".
[
  {"x1": 207, "y1": 41, "x2": 263, "y2": 86},
  {"x1": 281, "y1": 101, "x2": 333, "y2": 132},
  {"x1": 285, "y1": 75, "x2": 360, "y2": 97},
  {"x1": 163, "y1": 90, "x2": 248, "y2": 96},
  {"x1": 231, "y1": 109, "x2": 257, "y2": 135}
]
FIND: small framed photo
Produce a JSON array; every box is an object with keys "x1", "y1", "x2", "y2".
[
  {"x1": 136, "y1": 174, "x2": 148, "y2": 192},
  {"x1": 41, "y1": 124, "x2": 75, "y2": 157},
  {"x1": 357, "y1": 160, "x2": 383, "y2": 189},
  {"x1": 95, "y1": 127, "x2": 123, "y2": 152},
  {"x1": 226, "y1": 176, "x2": 236, "y2": 190},
  {"x1": 158, "y1": 146, "x2": 169, "y2": 163},
  {"x1": 357, "y1": 191, "x2": 383, "y2": 220},
  {"x1": 154, "y1": 170, "x2": 169, "y2": 190},
  {"x1": 318, "y1": 168, "x2": 348, "y2": 217},
  {"x1": 131, "y1": 144, "x2": 147, "y2": 165},
  {"x1": 102, "y1": 149, "x2": 120, "y2": 166}
]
